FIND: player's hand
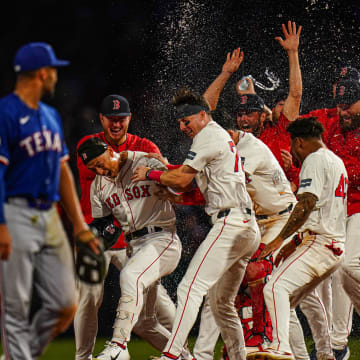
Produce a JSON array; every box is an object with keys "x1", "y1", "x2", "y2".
[
  {"x1": 258, "y1": 236, "x2": 283, "y2": 261},
  {"x1": 222, "y1": 47, "x2": 244, "y2": 75},
  {"x1": 145, "y1": 153, "x2": 169, "y2": 165},
  {"x1": 290, "y1": 181, "x2": 297, "y2": 193},
  {"x1": 0, "y1": 224, "x2": 12, "y2": 260},
  {"x1": 132, "y1": 166, "x2": 150, "y2": 183},
  {"x1": 75, "y1": 228, "x2": 101, "y2": 255},
  {"x1": 280, "y1": 149, "x2": 293, "y2": 171},
  {"x1": 274, "y1": 241, "x2": 296, "y2": 266},
  {"x1": 236, "y1": 77, "x2": 256, "y2": 95},
  {"x1": 275, "y1": 21, "x2": 302, "y2": 52},
  {"x1": 227, "y1": 129, "x2": 240, "y2": 145}
]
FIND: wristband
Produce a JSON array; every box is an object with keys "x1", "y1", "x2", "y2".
[
  {"x1": 292, "y1": 235, "x2": 302, "y2": 247},
  {"x1": 146, "y1": 169, "x2": 163, "y2": 183}
]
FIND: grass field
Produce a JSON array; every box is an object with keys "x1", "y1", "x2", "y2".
[{"x1": 1, "y1": 336, "x2": 358, "y2": 359}]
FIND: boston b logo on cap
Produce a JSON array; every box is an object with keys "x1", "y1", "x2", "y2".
[{"x1": 100, "y1": 95, "x2": 131, "y2": 117}]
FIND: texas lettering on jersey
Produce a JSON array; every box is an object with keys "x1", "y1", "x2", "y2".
[
  {"x1": 105, "y1": 184, "x2": 151, "y2": 209},
  {"x1": 20, "y1": 130, "x2": 62, "y2": 156}
]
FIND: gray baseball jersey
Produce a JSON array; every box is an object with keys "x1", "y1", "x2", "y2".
[{"x1": 90, "y1": 151, "x2": 176, "y2": 232}]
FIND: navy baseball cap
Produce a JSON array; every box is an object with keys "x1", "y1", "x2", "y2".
[
  {"x1": 335, "y1": 80, "x2": 360, "y2": 105},
  {"x1": 100, "y1": 95, "x2": 131, "y2": 117},
  {"x1": 237, "y1": 94, "x2": 265, "y2": 112},
  {"x1": 14, "y1": 42, "x2": 69, "y2": 73},
  {"x1": 332, "y1": 65, "x2": 360, "y2": 84}
]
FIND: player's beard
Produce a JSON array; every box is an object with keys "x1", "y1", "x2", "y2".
[{"x1": 340, "y1": 113, "x2": 360, "y2": 132}]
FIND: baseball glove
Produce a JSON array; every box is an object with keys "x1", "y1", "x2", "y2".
[
  {"x1": 75, "y1": 229, "x2": 106, "y2": 285},
  {"x1": 90, "y1": 214, "x2": 123, "y2": 250}
]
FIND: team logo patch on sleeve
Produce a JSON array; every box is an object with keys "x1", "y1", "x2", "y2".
[
  {"x1": 300, "y1": 178, "x2": 312, "y2": 188},
  {"x1": 186, "y1": 151, "x2": 197, "y2": 160}
]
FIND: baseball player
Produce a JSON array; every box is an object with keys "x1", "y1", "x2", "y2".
[
  {"x1": 75, "y1": 94, "x2": 180, "y2": 360},
  {"x1": 132, "y1": 88, "x2": 261, "y2": 360},
  {"x1": 77, "y1": 137, "x2": 194, "y2": 360},
  {"x1": 248, "y1": 117, "x2": 348, "y2": 360},
  {"x1": 0, "y1": 42, "x2": 102, "y2": 360},
  {"x1": 295, "y1": 67, "x2": 360, "y2": 360},
  {"x1": 325, "y1": 79, "x2": 360, "y2": 360}
]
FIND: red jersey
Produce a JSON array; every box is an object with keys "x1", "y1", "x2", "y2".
[
  {"x1": 327, "y1": 122, "x2": 360, "y2": 216},
  {"x1": 259, "y1": 113, "x2": 300, "y2": 188},
  {"x1": 76, "y1": 132, "x2": 161, "y2": 248},
  {"x1": 301, "y1": 108, "x2": 338, "y2": 145}
]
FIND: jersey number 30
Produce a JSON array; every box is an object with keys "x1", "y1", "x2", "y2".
[{"x1": 335, "y1": 174, "x2": 348, "y2": 203}]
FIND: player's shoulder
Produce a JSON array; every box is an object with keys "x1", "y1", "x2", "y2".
[
  {"x1": 76, "y1": 132, "x2": 105, "y2": 149},
  {"x1": 201, "y1": 120, "x2": 229, "y2": 140},
  {"x1": 39, "y1": 100, "x2": 59, "y2": 118},
  {"x1": 0, "y1": 93, "x2": 22, "y2": 120},
  {"x1": 127, "y1": 133, "x2": 160, "y2": 153},
  {"x1": 127, "y1": 150, "x2": 148, "y2": 164}
]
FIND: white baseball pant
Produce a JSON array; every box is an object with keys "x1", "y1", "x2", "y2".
[
  {"x1": 264, "y1": 235, "x2": 343, "y2": 355},
  {"x1": 163, "y1": 208, "x2": 260, "y2": 360}
]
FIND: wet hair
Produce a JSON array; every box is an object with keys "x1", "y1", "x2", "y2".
[
  {"x1": 171, "y1": 88, "x2": 210, "y2": 112},
  {"x1": 287, "y1": 117, "x2": 324, "y2": 139}
]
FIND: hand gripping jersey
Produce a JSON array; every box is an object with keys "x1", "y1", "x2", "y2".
[
  {"x1": 90, "y1": 151, "x2": 176, "y2": 232},
  {"x1": 183, "y1": 120, "x2": 252, "y2": 216},
  {"x1": 0, "y1": 93, "x2": 69, "y2": 222},
  {"x1": 236, "y1": 131, "x2": 296, "y2": 215},
  {"x1": 297, "y1": 148, "x2": 348, "y2": 243}
]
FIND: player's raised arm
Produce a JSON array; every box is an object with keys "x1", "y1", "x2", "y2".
[
  {"x1": 203, "y1": 47, "x2": 244, "y2": 110},
  {"x1": 277, "y1": 21, "x2": 303, "y2": 122}
]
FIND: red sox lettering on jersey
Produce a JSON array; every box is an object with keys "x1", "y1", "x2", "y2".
[
  {"x1": 91, "y1": 151, "x2": 175, "y2": 233},
  {"x1": 105, "y1": 185, "x2": 151, "y2": 209}
]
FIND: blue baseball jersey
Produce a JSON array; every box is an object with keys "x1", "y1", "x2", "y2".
[{"x1": 0, "y1": 93, "x2": 69, "y2": 221}]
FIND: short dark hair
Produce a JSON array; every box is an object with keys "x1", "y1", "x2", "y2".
[
  {"x1": 171, "y1": 88, "x2": 210, "y2": 111},
  {"x1": 287, "y1": 117, "x2": 324, "y2": 139}
]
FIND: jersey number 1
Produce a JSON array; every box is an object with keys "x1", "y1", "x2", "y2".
[
  {"x1": 335, "y1": 174, "x2": 348, "y2": 203},
  {"x1": 228, "y1": 141, "x2": 241, "y2": 173}
]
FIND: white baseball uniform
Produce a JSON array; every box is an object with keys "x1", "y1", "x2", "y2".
[
  {"x1": 161, "y1": 120, "x2": 260, "y2": 360},
  {"x1": 263, "y1": 147, "x2": 347, "y2": 356},
  {"x1": 90, "y1": 151, "x2": 184, "y2": 352},
  {"x1": 194, "y1": 131, "x2": 310, "y2": 360}
]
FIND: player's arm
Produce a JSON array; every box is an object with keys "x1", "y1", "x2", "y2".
[
  {"x1": 0, "y1": 164, "x2": 11, "y2": 260},
  {"x1": 132, "y1": 164, "x2": 197, "y2": 191},
  {"x1": 277, "y1": 21, "x2": 303, "y2": 122},
  {"x1": 59, "y1": 161, "x2": 100, "y2": 254},
  {"x1": 258, "y1": 192, "x2": 317, "y2": 260},
  {"x1": 203, "y1": 48, "x2": 244, "y2": 110}
]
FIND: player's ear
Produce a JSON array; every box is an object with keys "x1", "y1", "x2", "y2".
[
  {"x1": 37, "y1": 68, "x2": 47, "y2": 81},
  {"x1": 259, "y1": 111, "x2": 267, "y2": 126}
]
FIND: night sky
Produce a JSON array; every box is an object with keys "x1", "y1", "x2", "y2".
[{"x1": 1, "y1": 0, "x2": 359, "y2": 337}]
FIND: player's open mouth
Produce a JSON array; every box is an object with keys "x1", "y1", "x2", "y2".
[{"x1": 240, "y1": 124, "x2": 251, "y2": 132}]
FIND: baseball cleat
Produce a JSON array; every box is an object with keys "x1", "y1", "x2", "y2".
[
  {"x1": 93, "y1": 341, "x2": 130, "y2": 360},
  {"x1": 333, "y1": 346, "x2": 350, "y2": 360},
  {"x1": 246, "y1": 348, "x2": 294, "y2": 360}
]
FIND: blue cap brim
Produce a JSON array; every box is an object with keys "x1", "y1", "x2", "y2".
[{"x1": 53, "y1": 59, "x2": 70, "y2": 67}]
